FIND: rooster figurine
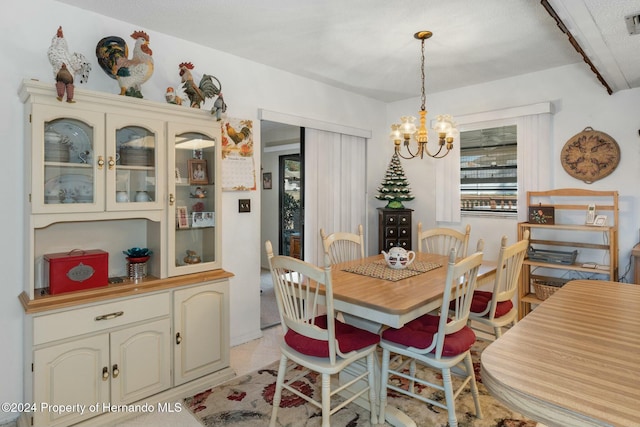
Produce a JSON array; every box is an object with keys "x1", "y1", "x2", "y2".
[
  {"x1": 165, "y1": 87, "x2": 183, "y2": 105},
  {"x1": 47, "y1": 26, "x2": 91, "y2": 103},
  {"x1": 179, "y1": 62, "x2": 221, "y2": 108},
  {"x1": 211, "y1": 93, "x2": 227, "y2": 121},
  {"x1": 96, "y1": 31, "x2": 154, "y2": 98}
]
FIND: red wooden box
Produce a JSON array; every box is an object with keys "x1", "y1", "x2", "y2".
[{"x1": 44, "y1": 249, "x2": 109, "y2": 295}]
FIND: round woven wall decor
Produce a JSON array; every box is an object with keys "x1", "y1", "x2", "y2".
[{"x1": 560, "y1": 127, "x2": 620, "y2": 184}]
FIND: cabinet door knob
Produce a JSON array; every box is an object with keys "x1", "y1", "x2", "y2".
[
  {"x1": 102, "y1": 366, "x2": 109, "y2": 380},
  {"x1": 97, "y1": 155, "x2": 105, "y2": 170},
  {"x1": 175, "y1": 332, "x2": 182, "y2": 345},
  {"x1": 169, "y1": 193, "x2": 175, "y2": 206},
  {"x1": 108, "y1": 156, "x2": 116, "y2": 170},
  {"x1": 112, "y1": 364, "x2": 119, "y2": 378}
]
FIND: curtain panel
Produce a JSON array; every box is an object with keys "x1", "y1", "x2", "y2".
[{"x1": 304, "y1": 129, "x2": 367, "y2": 265}]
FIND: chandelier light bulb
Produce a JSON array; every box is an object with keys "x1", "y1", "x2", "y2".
[
  {"x1": 389, "y1": 123, "x2": 402, "y2": 142},
  {"x1": 399, "y1": 116, "x2": 417, "y2": 139}
]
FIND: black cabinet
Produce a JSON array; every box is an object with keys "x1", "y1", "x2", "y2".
[{"x1": 377, "y1": 208, "x2": 412, "y2": 253}]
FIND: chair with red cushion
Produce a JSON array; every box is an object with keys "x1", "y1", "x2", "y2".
[
  {"x1": 265, "y1": 241, "x2": 380, "y2": 427},
  {"x1": 379, "y1": 248, "x2": 483, "y2": 427},
  {"x1": 468, "y1": 230, "x2": 529, "y2": 340}
]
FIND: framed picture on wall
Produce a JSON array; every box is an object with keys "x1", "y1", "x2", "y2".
[
  {"x1": 188, "y1": 159, "x2": 208, "y2": 185},
  {"x1": 263, "y1": 172, "x2": 272, "y2": 189}
]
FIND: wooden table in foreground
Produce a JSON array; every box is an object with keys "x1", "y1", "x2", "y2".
[
  {"x1": 481, "y1": 280, "x2": 640, "y2": 427},
  {"x1": 330, "y1": 253, "x2": 496, "y2": 427}
]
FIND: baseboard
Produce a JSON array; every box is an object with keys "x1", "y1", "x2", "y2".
[
  {"x1": 0, "y1": 415, "x2": 19, "y2": 427},
  {"x1": 231, "y1": 328, "x2": 264, "y2": 347}
]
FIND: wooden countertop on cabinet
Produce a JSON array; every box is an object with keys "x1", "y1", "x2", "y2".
[{"x1": 19, "y1": 269, "x2": 234, "y2": 314}]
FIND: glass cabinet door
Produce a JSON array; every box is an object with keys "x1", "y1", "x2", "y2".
[
  {"x1": 106, "y1": 115, "x2": 164, "y2": 211},
  {"x1": 31, "y1": 105, "x2": 105, "y2": 214},
  {"x1": 167, "y1": 124, "x2": 221, "y2": 275}
]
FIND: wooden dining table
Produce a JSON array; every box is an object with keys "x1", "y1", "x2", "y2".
[
  {"x1": 481, "y1": 279, "x2": 640, "y2": 427},
  {"x1": 330, "y1": 252, "x2": 496, "y2": 330},
  {"x1": 328, "y1": 252, "x2": 496, "y2": 427}
]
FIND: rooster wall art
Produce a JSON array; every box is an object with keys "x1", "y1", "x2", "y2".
[{"x1": 96, "y1": 31, "x2": 154, "y2": 98}]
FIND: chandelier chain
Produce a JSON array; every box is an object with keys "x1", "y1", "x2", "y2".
[{"x1": 420, "y1": 38, "x2": 426, "y2": 111}]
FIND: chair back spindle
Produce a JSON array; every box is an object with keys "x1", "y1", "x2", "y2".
[
  {"x1": 417, "y1": 222, "x2": 471, "y2": 258},
  {"x1": 320, "y1": 224, "x2": 365, "y2": 265}
]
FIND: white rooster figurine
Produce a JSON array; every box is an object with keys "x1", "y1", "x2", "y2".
[
  {"x1": 47, "y1": 26, "x2": 91, "y2": 103},
  {"x1": 96, "y1": 31, "x2": 154, "y2": 98}
]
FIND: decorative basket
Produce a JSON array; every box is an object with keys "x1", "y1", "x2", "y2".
[
  {"x1": 527, "y1": 246, "x2": 577, "y2": 265},
  {"x1": 120, "y1": 147, "x2": 154, "y2": 166},
  {"x1": 45, "y1": 142, "x2": 70, "y2": 162},
  {"x1": 531, "y1": 278, "x2": 566, "y2": 301}
]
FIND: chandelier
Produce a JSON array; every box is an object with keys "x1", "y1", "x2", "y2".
[{"x1": 390, "y1": 31, "x2": 457, "y2": 159}]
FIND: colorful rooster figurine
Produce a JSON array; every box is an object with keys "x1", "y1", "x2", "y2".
[
  {"x1": 96, "y1": 31, "x2": 154, "y2": 98},
  {"x1": 179, "y1": 62, "x2": 221, "y2": 108}
]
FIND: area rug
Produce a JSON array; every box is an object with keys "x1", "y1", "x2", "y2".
[{"x1": 184, "y1": 340, "x2": 536, "y2": 427}]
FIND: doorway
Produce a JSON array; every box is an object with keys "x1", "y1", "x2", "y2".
[
  {"x1": 279, "y1": 154, "x2": 303, "y2": 258},
  {"x1": 260, "y1": 121, "x2": 303, "y2": 329}
]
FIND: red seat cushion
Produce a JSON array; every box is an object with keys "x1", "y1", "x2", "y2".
[
  {"x1": 470, "y1": 290, "x2": 514, "y2": 318},
  {"x1": 381, "y1": 314, "x2": 476, "y2": 357},
  {"x1": 284, "y1": 315, "x2": 380, "y2": 357}
]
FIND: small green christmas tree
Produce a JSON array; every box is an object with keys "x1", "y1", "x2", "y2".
[{"x1": 375, "y1": 152, "x2": 415, "y2": 209}]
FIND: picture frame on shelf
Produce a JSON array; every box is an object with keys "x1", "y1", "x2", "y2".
[
  {"x1": 177, "y1": 206, "x2": 189, "y2": 229},
  {"x1": 192, "y1": 211, "x2": 215, "y2": 228},
  {"x1": 528, "y1": 205, "x2": 555, "y2": 224},
  {"x1": 188, "y1": 159, "x2": 208, "y2": 185},
  {"x1": 263, "y1": 172, "x2": 272, "y2": 189},
  {"x1": 175, "y1": 168, "x2": 185, "y2": 184}
]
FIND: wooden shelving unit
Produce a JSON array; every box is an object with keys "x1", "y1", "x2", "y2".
[{"x1": 518, "y1": 189, "x2": 618, "y2": 319}]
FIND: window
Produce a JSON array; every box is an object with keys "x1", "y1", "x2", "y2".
[{"x1": 460, "y1": 125, "x2": 517, "y2": 213}]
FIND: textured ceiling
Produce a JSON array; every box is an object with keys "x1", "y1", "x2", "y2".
[{"x1": 54, "y1": 0, "x2": 640, "y2": 102}]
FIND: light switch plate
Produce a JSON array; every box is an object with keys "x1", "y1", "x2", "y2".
[{"x1": 239, "y1": 199, "x2": 251, "y2": 212}]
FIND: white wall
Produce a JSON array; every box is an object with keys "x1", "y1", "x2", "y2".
[{"x1": 0, "y1": 0, "x2": 385, "y2": 420}]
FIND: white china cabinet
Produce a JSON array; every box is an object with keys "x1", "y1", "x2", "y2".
[
  {"x1": 19, "y1": 80, "x2": 233, "y2": 427},
  {"x1": 29, "y1": 105, "x2": 164, "y2": 214},
  {"x1": 167, "y1": 122, "x2": 222, "y2": 276}
]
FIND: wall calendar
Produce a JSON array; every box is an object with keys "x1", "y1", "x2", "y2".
[{"x1": 221, "y1": 118, "x2": 256, "y2": 191}]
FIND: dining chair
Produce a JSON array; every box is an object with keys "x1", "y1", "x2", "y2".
[
  {"x1": 468, "y1": 230, "x2": 529, "y2": 340},
  {"x1": 320, "y1": 224, "x2": 365, "y2": 265},
  {"x1": 417, "y1": 222, "x2": 471, "y2": 258},
  {"x1": 379, "y1": 247, "x2": 484, "y2": 427},
  {"x1": 265, "y1": 240, "x2": 380, "y2": 427}
]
